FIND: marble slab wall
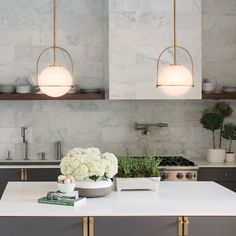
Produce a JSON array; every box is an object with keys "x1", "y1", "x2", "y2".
[
  {"x1": 108, "y1": 0, "x2": 202, "y2": 99},
  {"x1": 0, "y1": 0, "x2": 235, "y2": 160},
  {"x1": 0, "y1": 100, "x2": 235, "y2": 160}
]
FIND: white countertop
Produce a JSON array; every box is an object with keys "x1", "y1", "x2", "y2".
[
  {"x1": 0, "y1": 165, "x2": 60, "y2": 169},
  {"x1": 196, "y1": 159, "x2": 236, "y2": 168},
  {"x1": 0, "y1": 160, "x2": 60, "y2": 169},
  {"x1": 1, "y1": 182, "x2": 236, "y2": 217},
  {"x1": 1, "y1": 158, "x2": 236, "y2": 169}
]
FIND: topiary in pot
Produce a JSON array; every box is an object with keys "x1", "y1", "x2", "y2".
[
  {"x1": 214, "y1": 102, "x2": 233, "y2": 148},
  {"x1": 200, "y1": 112, "x2": 222, "y2": 149},
  {"x1": 222, "y1": 123, "x2": 236, "y2": 162},
  {"x1": 200, "y1": 111, "x2": 225, "y2": 163}
]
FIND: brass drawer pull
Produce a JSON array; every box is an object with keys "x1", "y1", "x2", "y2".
[
  {"x1": 224, "y1": 173, "x2": 228, "y2": 177},
  {"x1": 21, "y1": 169, "x2": 24, "y2": 181},
  {"x1": 89, "y1": 217, "x2": 94, "y2": 236},
  {"x1": 83, "y1": 217, "x2": 88, "y2": 236},
  {"x1": 184, "y1": 217, "x2": 189, "y2": 236},
  {"x1": 178, "y1": 217, "x2": 183, "y2": 236}
]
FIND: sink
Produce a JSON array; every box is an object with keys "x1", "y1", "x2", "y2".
[{"x1": 0, "y1": 160, "x2": 61, "y2": 165}]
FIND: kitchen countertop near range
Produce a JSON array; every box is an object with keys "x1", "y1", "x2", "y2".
[{"x1": 195, "y1": 158, "x2": 236, "y2": 168}]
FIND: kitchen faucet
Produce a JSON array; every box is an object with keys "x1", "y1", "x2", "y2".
[
  {"x1": 21, "y1": 127, "x2": 29, "y2": 160},
  {"x1": 134, "y1": 122, "x2": 168, "y2": 135}
]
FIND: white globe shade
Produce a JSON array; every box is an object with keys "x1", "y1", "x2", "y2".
[
  {"x1": 38, "y1": 65, "x2": 73, "y2": 97},
  {"x1": 158, "y1": 64, "x2": 193, "y2": 96}
]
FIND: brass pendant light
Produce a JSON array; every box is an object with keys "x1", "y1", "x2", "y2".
[
  {"x1": 156, "y1": 0, "x2": 195, "y2": 96},
  {"x1": 36, "y1": 0, "x2": 74, "y2": 97}
]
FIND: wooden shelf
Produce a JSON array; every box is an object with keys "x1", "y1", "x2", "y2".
[
  {"x1": 0, "y1": 92, "x2": 105, "y2": 100},
  {"x1": 202, "y1": 92, "x2": 236, "y2": 100}
]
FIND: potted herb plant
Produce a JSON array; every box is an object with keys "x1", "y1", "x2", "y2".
[
  {"x1": 114, "y1": 156, "x2": 161, "y2": 191},
  {"x1": 222, "y1": 123, "x2": 236, "y2": 162},
  {"x1": 200, "y1": 102, "x2": 233, "y2": 163}
]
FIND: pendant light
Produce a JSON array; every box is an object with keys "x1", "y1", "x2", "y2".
[
  {"x1": 36, "y1": 0, "x2": 74, "y2": 97},
  {"x1": 156, "y1": 0, "x2": 194, "y2": 96}
]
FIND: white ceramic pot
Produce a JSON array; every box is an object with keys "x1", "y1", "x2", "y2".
[
  {"x1": 207, "y1": 149, "x2": 225, "y2": 163},
  {"x1": 225, "y1": 153, "x2": 235, "y2": 162},
  {"x1": 76, "y1": 179, "x2": 112, "y2": 198},
  {"x1": 57, "y1": 182, "x2": 76, "y2": 194},
  {"x1": 114, "y1": 177, "x2": 161, "y2": 192}
]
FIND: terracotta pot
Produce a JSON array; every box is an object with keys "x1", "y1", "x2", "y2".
[{"x1": 207, "y1": 149, "x2": 225, "y2": 163}]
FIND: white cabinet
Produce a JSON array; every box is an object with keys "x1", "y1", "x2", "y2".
[{"x1": 107, "y1": 0, "x2": 202, "y2": 100}]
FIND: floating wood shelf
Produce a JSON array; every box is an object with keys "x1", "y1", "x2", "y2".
[
  {"x1": 202, "y1": 92, "x2": 236, "y2": 100},
  {"x1": 0, "y1": 92, "x2": 105, "y2": 100}
]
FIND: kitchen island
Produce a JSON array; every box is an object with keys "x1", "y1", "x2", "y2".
[{"x1": 0, "y1": 182, "x2": 236, "y2": 236}]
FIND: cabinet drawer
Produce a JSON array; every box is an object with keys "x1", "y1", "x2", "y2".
[{"x1": 199, "y1": 168, "x2": 236, "y2": 182}]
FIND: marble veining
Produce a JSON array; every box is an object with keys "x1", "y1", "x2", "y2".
[{"x1": 0, "y1": 1, "x2": 235, "y2": 160}]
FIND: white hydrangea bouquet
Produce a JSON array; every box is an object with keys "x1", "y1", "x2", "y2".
[{"x1": 60, "y1": 147, "x2": 118, "y2": 182}]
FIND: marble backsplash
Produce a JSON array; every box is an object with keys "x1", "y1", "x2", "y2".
[
  {"x1": 0, "y1": 100, "x2": 235, "y2": 160},
  {"x1": 0, "y1": 0, "x2": 235, "y2": 161}
]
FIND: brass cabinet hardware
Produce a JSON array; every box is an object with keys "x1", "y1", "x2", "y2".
[
  {"x1": 24, "y1": 169, "x2": 28, "y2": 181},
  {"x1": 89, "y1": 217, "x2": 94, "y2": 236},
  {"x1": 20, "y1": 169, "x2": 25, "y2": 181},
  {"x1": 83, "y1": 217, "x2": 88, "y2": 236},
  {"x1": 183, "y1": 217, "x2": 190, "y2": 236},
  {"x1": 178, "y1": 217, "x2": 184, "y2": 236}
]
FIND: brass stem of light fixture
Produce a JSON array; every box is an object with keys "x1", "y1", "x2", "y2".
[
  {"x1": 53, "y1": 0, "x2": 56, "y2": 66},
  {"x1": 36, "y1": 0, "x2": 74, "y2": 88},
  {"x1": 156, "y1": 0, "x2": 195, "y2": 88},
  {"x1": 173, "y1": 0, "x2": 177, "y2": 65}
]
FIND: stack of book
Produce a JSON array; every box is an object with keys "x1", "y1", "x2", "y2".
[{"x1": 38, "y1": 191, "x2": 86, "y2": 207}]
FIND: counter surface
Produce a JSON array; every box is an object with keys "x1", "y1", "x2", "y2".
[{"x1": 0, "y1": 181, "x2": 236, "y2": 217}]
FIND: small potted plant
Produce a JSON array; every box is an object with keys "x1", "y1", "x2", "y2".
[
  {"x1": 114, "y1": 156, "x2": 161, "y2": 191},
  {"x1": 200, "y1": 102, "x2": 233, "y2": 163},
  {"x1": 222, "y1": 123, "x2": 236, "y2": 162}
]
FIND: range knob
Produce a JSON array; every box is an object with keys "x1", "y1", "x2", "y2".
[
  {"x1": 186, "y1": 172, "x2": 193, "y2": 179},
  {"x1": 161, "y1": 172, "x2": 169, "y2": 180},
  {"x1": 176, "y1": 172, "x2": 183, "y2": 179}
]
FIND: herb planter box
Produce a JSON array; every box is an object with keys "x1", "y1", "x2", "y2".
[{"x1": 114, "y1": 177, "x2": 161, "y2": 192}]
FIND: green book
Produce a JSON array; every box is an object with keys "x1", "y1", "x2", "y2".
[{"x1": 38, "y1": 196, "x2": 86, "y2": 207}]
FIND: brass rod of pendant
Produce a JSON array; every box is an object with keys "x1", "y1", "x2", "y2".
[
  {"x1": 53, "y1": 0, "x2": 56, "y2": 66},
  {"x1": 173, "y1": 0, "x2": 177, "y2": 65}
]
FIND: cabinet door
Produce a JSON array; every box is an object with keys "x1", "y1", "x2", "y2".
[
  {"x1": 0, "y1": 169, "x2": 21, "y2": 199},
  {"x1": 26, "y1": 168, "x2": 61, "y2": 181},
  {"x1": 198, "y1": 168, "x2": 236, "y2": 192},
  {"x1": 189, "y1": 217, "x2": 236, "y2": 236},
  {"x1": 94, "y1": 217, "x2": 178, "y2": 236},
  {"x1": 0, "y1": 217, "x2": 84, "y2": 236}
]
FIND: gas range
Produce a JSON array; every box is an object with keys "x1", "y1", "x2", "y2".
[{"x1": 158, "y1": 156, "x2": 198, "y2": 181}]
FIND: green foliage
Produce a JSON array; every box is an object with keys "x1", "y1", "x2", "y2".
[
  {"x1": 200, "y1": 102, "x2": 233, "y2": 149},
  {"x1": 117, "y1": 156, "x2": 160, "y2": 178},
  {"x1": 215, "y1": 102, "x2": 233, "y2": 120},
  {"x1": 222, "y1": 123, "x2": 236, "y2": 141},
  {"x1": 222, "y1": 123, "x2": 236, "y2": 153},
  {"x1": 200, "y1": 112, "x2": 222, "y2": 131}
]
